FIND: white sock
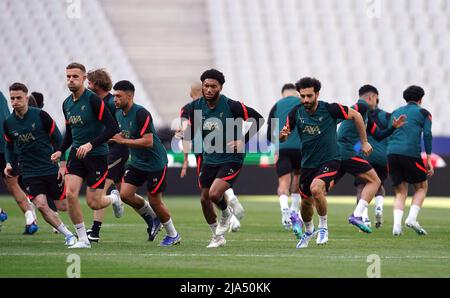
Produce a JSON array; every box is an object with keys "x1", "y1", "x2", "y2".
[
  {"x1": 224, "y1": 188, "x2": 237, "y2": 202},
  {"x1": 209, "y1": 222, "x2": 218, "y2": 236},
  {"x1": 304, "y1": 220, "x2": 314, "y2": 234},
  {"x1": 135, "y1": 201, "x2": 151, "y2": 216},
  {"x1": 24, "y1": 210, "x2": 35, "y2": 225},
  {"x1": 318, "y1": 215, "x2": 328, "y2": 229},
  {"x1": 106, "y1": 194, "x2": 117, "y2": 206},
  {"x1": 162, "y1": 218, "x2": 177, "y2": 237},
  {"x1": 375, "y1": 195, "x2": 384, "y2": 212},
  {"x1": 28, "y1": 198, "x2": 37, "y2": 220},
  {"x1": 353, "y1": 199, "x2": 369, "y2": 217},
  {"x1": 222, "y1": 207, "x2": 231, "y2": 217},
  {"x1": 290, "y1": 193, "x2": 301, "y2": 213},
  {"x1": 74, "y1": 223, "x2": 88, "y2": 243},
  {"x1": 57, "y1": 223, "x2": 73, "y2": 237},
  {"x1": 362, "y1": 206, "x2": 369, "y2": 220},
  {"x1": 279, "y1": 194, "x2": 289, "y2": 211},
  {"x1": 406, "y1": 205, "x2": 421, "y2": 224},
  {"x1": 393, "y1": 209, "x2": 404, "y2": 227}
]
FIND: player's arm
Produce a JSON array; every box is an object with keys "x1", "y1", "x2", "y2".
[
  {"x1": 112, "y1": 108, "x2": 154, "y2": 148},
  {"x1": 54, "y1": 102, "x2": 73, "y2": 163},
  {"x1": 229, "y1": 100, "x2": 265, "y2": 144},
  {"x1": 367, "y1": 113, "x2": 405, "y2": 141},
  {"x1": 279, "y1": 106, "x2": 298, "y2": 143},
  {"x1": 266, "y1": 105, "x2": 277, "y2": 144},
  {"x1": 421, "y1": 109, "x2": 433, "y2": 176},
  {"x1": 89, "y1": 95, "x2": 120, "y2": 147},
  {"x1": 328, "y1": 103, "x2": 372, "y2": 155},
  {"x1": 3, "y1": 122, "x2": 15, "y2": 177},
  {"x1": 40, "y1": 110, "x2": 66, "y2": 161}
]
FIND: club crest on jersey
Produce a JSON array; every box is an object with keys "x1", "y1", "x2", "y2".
[{"x1": 302, "y1": 125, "x2": 321, "y2": 135}]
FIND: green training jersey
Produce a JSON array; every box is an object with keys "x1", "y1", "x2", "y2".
[
  {"x1": 116, "y1": 103, "x2": 167, "y2": 172},
  {"x1": 3, "y1": 107, "x2": 63, "y2": 178}
]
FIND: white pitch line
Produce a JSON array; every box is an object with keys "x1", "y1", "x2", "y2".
[{"x1": 1, "y1": 252, "x2": 450, "y2": 260}]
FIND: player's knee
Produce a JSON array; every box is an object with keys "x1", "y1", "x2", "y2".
[
  {"x1": 310, "y1": 183, "x2": 324, "y2": 198},
  {"x1": 277, "y1": 186, "x2": 289, "y2": 196},
  {"x1": 86, "y1": 199, "x2": 101, "y2": 210},
  {"x1": 208, "y1": 189, "x2": 222, "y2": 202},
  {"x1": 65, "y1": 188, "x2": 77, "y2": 201}
]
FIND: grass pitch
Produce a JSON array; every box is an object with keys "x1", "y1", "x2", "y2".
[{"x1": 0, "y1": 195, "x2": 449, "y2": 278}]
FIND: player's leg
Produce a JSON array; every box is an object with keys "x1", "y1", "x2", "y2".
[
  {"x1": 393, "y1": 182, "x2": 408, "y2": 236},
  {"x1": 278, "y1": 174, "x2": 292, "y2": 230},
  {"x1": 296, "y1": 167, "x2": 319, "y2": 248},
  {"x1": 87, "y1": 179, "x2": 113, "y2": 242},
  {"x1": 3, "y1": 176, "x2": 37, "y2": 231},
  {"x1": 148, "y1": 192, "x2": 180, "y2": 246},
  {"x1": 276, "y1": 151, "x2": 293, "y2": 229},
  {"x1": 403, "y1": 156, "x2": 429, "y2": 235},
  {"x1": 347, "y1": 158, "x2": 380, "y2": 233},
  {"x1": 209, "y1": 178, "x2": 233, "y2": 236},
  {"x1": 224, "y1": 188, "x2": 244, "y2": 220},
  {"x1": 404, "y1": 180, "x2": 428, "y2": 235},
  {"x1": 354, "y1": 179, "x2": 371, "y2": 228},
  {"x1": 290, "y1": 170, "x2": 302, "y2": 216},
  {"x1": 32, "y1": 193, "x2": 76, "y2": 245},
  {"x1": 65, "y1": 174, "x2": 90, "y2": 248},
  {"x1": 289, "y1": 149, "x2": 302, "y2": 217},
  {"x1": 310, "y1": 178, "x2": 329, "y2": 245}
]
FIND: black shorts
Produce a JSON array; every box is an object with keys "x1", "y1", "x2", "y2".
[
  {"x1": 123, "y1": 165, "x2": 167, "y2": 194},
  {"x1": 276, "y1": 149, "x2": 302, "y2": 177},
  {"x1": 199, "y1": 162, "x2": 242, "y2": 189},
  {"x1": 388, "y1": 154, "x2": 427, "y2": 186},
  {"x1": 0, "y1": 153, "x2": 20, "y2": 178},
  {"x1": 22, "y1": 173, "x2": 65, "y2": 201},
  {"x1": 107, "y1": 144, "x2": 129, "y2": 183},
  {"x1": 354, "y1": 163, "x2": 388, "y2": 186},
  {"x1": 334, "y1": 156, "x2": 374, "y2": 184},
  {"x1": 299, "y1": 160, "x2": 341, "y2": 197},
  {"x1": 66, "y1": 148, "x2": 108, "y2": 189}
]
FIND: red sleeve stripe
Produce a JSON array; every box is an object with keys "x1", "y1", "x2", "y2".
[
  {"x1": 98, "y1": 100, "x2": 105, "y2": 121},
  {"x1": 49, "y1": 121, "x2": 56, "y2": 135},
  {"x1": 4, "y1": 134, "x2": 11, "y2": 143},
  {"x1": 140, "y1": 115, "x2": 150, "y2": 136},
  {"x1": 179, "y1": 108, "x2": 184, "y2": 118},
  {"x1": 286, "y1": 116, "x2": 290, "y2": 129},
  {"x1": 65, "y1": 119, "x2": 69, "y2": 124},
  {"x1": 428, "y1": 115, "x2": 432, "y2": 121},
  {"x1": 240, "y1": 102, "x2": 249, "y2": 120},
  {"x1": 353, "y1": 104, "x2": 359, "y2": 112},
  {"x1": 338, "y1": 103, "x2": 348, "y2": 119},
  {"x1": 370, "y1": 123, "x2": 377, "y2": 135}
]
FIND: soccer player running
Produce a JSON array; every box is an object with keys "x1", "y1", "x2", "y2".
[
  {"x1": 353, "y1": 91, "x2": 391, "y2": 228},
  {"x1": 334, "y1": 85, "x2": 406, "y2": 233},
  {"x1": 110, "y1": 80, "x2": 180, "y2": 246},
  {"x1": 179, "y1": 82, "x2": 244, "y2": 232},
  {"x1": 388, "y1": 86, "x2": 433, "y2": 236},
  {"x1": 85, "y1": 68, "x2": 131, "y2": 242},
  {"x1": 267, "y1": 83, "x2": 303, "y2": 234},
  {"x1": 280, "y1": 77, "x2": 372, "y2": 248},
  {"x1": 0, "y1": 90, "x2": 38, "y2": 234},
  {"x1": 51, "y1": 62, "x2": 123, "y2": 249},
  {"x1": 4, "y1": 82, "x2": 76, "y2": 245},
  {"x1": 182, "y1": 69, "x2": 263, "y2": 248}
]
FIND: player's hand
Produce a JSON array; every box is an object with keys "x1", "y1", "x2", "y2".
[
  {"x1": 111, "y1": 133, "x2": 126, "y2": 144},
  {"x1": 361, "y1": 141, "x2": 373, "y2": 156},
  {"x1": 174, "y1": 129, "x2": 184, "y2": 140},
  {"x1": 51, "y1": 151, "x2": 62, "y2": 163},
  {"x1": 4, "y1": 163, "x2": 13, "y2": 178},
  {"x1": 227, "y1": 140, "x2": 244, "y2": 153},
  {"x1": 58, "y1": 161, "x2": 67, "y2": 181},
  {"x1": 180, "y1": 160, "x2": 188, "y2": 178},
  {"x1": 279, "y1": 126, "x2": 290, "y2": 141},
  {"x1": 392, "y1": 115, "x2": 407, "y2": 128},
  {"x1": 76, "y1": 143, "x2": 93, "y2": 159},
  {"x1": 426, "y1": 157, "x2": 434, "y2": 177}
]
